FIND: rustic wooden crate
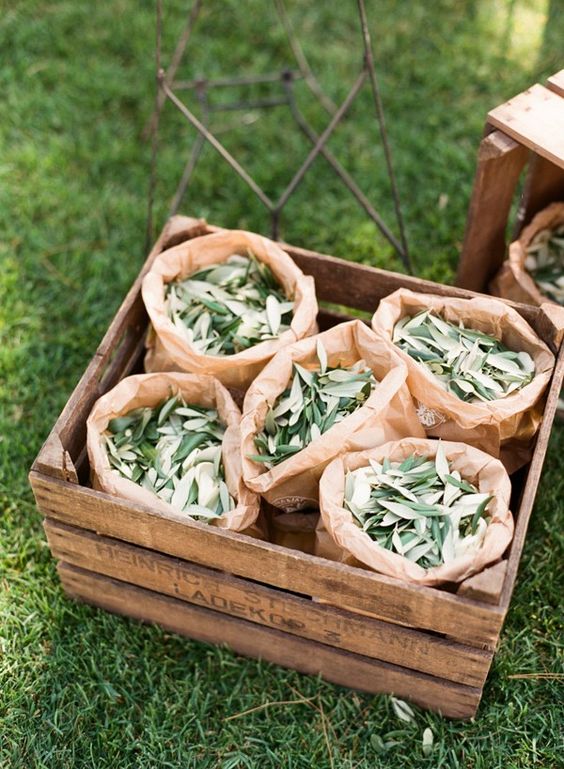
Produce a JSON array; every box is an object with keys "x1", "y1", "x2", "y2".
[
  {"x1": 455, "y1": 71, "x2": 564, "y2": 421},
  {"x1": 30, "y1": 215, "x2": 564, "y2": 720},
  {"x1": 456, "y1": 71, "x2": 564, "y2": 295}
]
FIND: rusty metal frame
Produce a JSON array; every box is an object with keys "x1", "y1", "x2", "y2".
[{"x1": 147, "y1": 0, "x2": 412, "y2": 272}]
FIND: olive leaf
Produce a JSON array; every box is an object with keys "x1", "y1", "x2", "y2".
[
  {"x1": 344, "y1": 444, "x2": 492, "y2": 568},
  {"x1": 250, "y1": 341, "x2": 377, "y2": 468},
  {"x1": 393, "y1": 310, "x2": 535, "y2": 402},
  {"x1": 390, "y1": 697, "x2": 416, "y2": 724},
  {"x1": 524, "y1": 223, "x2": 564, "y2": 305},
  {"x1": 165, "y1": 252, "x2": 294, "y2": 355},
  {"x1": 422, "y1": 727, "x2": 434, "y2": 756},
  {"x1": 104, "y1": 395, "x2": 235, "y2": 521}
]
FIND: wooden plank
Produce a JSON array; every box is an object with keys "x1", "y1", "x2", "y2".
[
  {"x1": 33, "y1": 432, "x2": 78, "y2": 484},
  {"x1": 487, "y1": 84, "x2": 564, "y2": 170},
  {"x1": 57, "y1": 563, "x2": 482, "y2": 719},
  {"x1": 30, "y1": 471, "x2": 504, "y2": 648},
  {"x1": 456, "y1": 130, "x2": 528, "y2": 292},
  {"x1": 546, "y1": 70, "x2": 564, "y2": 98},
  {"x1": 44, "y1": 519, "x2": 492, "y2": 687},
  {"x1": 500, "y1": 342, "x2": 564, "y2": 607},
  {"x1": 513, "y1": 154, "x2": 564, "y2": 237}
]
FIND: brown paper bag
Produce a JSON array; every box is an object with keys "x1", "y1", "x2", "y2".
[
  {"x1": 240, "y1": 320, "x2": 425, "y2": 512},
  {"x1": 87, "y1": 372, "x2": 261, "y2": 533},
  {"x1": 490, "y1": 202, "x2": 564, "y2": 307},
  {"x1": 142, "y1": 229, "x2": 318, "y2": 389},
  {"x1": 371, "y1": 288, "x2": 554, "y2": 469},
  {"x1": 318, "y1": 438, "x2": 514, "y2": 586}
]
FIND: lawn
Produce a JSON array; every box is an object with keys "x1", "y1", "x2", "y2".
[{"x1": 1, "y1": 1, "x2": 563, "y2": 767}]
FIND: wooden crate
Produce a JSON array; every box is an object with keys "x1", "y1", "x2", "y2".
[
  {"x1": 455, "y1": 70, "x2": 564, "y2": 422},
  {"x1": 30, "y1": 215, "x2": 564, "y2": 720}
]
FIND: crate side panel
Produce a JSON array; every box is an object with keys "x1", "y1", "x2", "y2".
[
  {"x1": 58, "y1": 563, "x2": 482, "y2": 720},
  {"x1": 31, "y1": 472, "x2": 504, "y2": 648},
  {"x1": 45, "y1": 519, "x2": 492, "y2": 687}
]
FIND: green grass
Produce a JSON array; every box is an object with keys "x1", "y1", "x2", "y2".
[{"x1": 1, "y1": 1, "x2": 563, "y2": 766}]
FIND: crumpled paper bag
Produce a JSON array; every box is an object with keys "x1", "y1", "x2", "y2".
[
  {"x1": 87, "y1": 372, "x2": 261, "y2": 533},
  {"x1": 318, "y1": 437, "x2": 514, "y2": 586},
  {"x1": 142, "y1": 229, "x2": 318, "y2": 389},
  {"x1": 490, "y1": 202, "x2": 564, "y2": 307},
  {"x1": 240, "y1": 320, "x2": 425, "y2": 512},
  {"x1": 371, "y1": 288, "x2": 554, "y2": 470}
]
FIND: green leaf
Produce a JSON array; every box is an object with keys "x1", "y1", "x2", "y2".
[
  {"x1": 434, "y1": 441, "x2": 449, "y2": 482},
  {"x1": 108, "y1": 416, "x2": 135, "y2": 433},
  {"x1": 471, "y1": 495, "x2": 492, "y2": 534},
  {"x1": 266, "y1": 294, "x2": 281, "y2": 335},
  {"x1": 391, "y1": 697, "x2": 416, "y2": 724},
  {"x1": 444, "y1": 473, "x2": 476, "y2": 493}
]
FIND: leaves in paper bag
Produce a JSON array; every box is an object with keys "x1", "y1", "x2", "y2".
[
  {"x1": 525, "y1": 223, "x2": 564, "y2": 305},
  {"x1": 251, "y1": 341, "x2": 377, "y2": 468},
  {"x1": 393, "y1": 310, "x2": 535, "y2": 402},
  {"x1": 165, "y1": 252, "x2": 294, "y2": 355},
  {"x1": 344, "y1": 444, "x2": 492, "y2": 569},
  {"x1": 104, "y1": 395, "x2": 234, "y2": 522}
]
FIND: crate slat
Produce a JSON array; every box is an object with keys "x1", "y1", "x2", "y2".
[
  {"x1": 487, "y1": 84, "x2": 564, "y2": 170},
  {"x1": 500, "y1": 341, "x2": 564, "y2": 607},
  {"x1": 57, "y1": 562, "x2": 483, "y2": 719},
  {"x1": 456, "y1": 131, "x2": 528, "y2": 292}
]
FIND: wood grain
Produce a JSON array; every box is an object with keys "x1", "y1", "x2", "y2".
[
  {"x1": 30, "y1": 471, "x2": 504, "y2": 648},
  {"x1": 33, "y1": 432, "x2": 78, "y2": 484},
  {"x1": 547, "y1": 70, "x2": 564, "y2": 98},
  {"x1": 457, "y1": 561, "x2": 507, "y2": 604},
  {"x1": 45, "y1": 519, "x2": 492, "y2": 687},
  {"x1": 57, "y1": 562, "x2": 483, "y2": 719},
  {"x1": 487, "y1": 84, "x2": 564, "y2": 170},
  {"x1": 456, "y1": 130, "x2": 528, "y2": 292}
]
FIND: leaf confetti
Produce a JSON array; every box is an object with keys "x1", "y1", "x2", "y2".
[
  {"x1": 165, "y1": 252, "x2": 294, "y2": 356},
  {"x1": 524, "y1": 223, "x2": 564, "y2": 305},
  {"x1": 250, "y1": 342, "x2": 377, "y2": 469},
  {"x1": 344, "y1": 446, "x2": 492, "y2": 568},
  {"x1": 104, "y1": 395, "x2": 235, "y2": 521},
  {"x1": 393, "y1": 310, "x2": 534, "y2": 402}
]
